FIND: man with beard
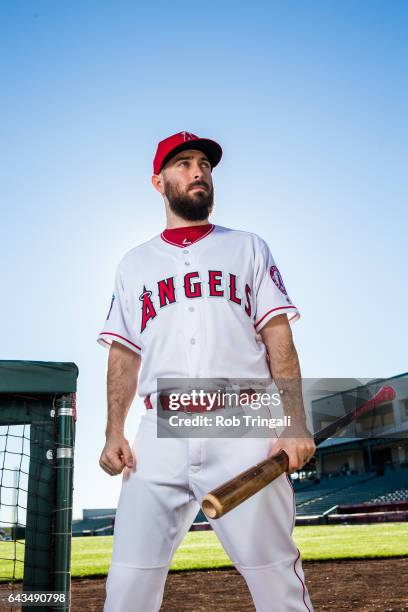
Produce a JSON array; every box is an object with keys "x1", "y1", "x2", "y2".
[{"x1": 98, "y1": 131, "x2": 315, "y2": 611}]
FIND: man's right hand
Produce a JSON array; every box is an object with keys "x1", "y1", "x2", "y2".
[{"x1": 99, "y1": 433, "x2": 135, "y2": 476}]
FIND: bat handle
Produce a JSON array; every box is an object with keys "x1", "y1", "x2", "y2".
[{"x1": 265, "y1": 449, "x2": 290, "y2": 475}]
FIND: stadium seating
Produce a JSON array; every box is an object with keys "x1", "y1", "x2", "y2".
[
  {"x1": 72, "y1": 515, "x2": 114, "y2": 536},
  {"x1": 294, "y1": 469, "x2": 408, "y2": 516},
  {"x1": 371, "y1": 489, "x2": 408, "y2": 503}
]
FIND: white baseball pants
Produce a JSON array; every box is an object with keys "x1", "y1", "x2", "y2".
[{"x1": 103, "y1": 412, "x2": 313, "y2": 612}]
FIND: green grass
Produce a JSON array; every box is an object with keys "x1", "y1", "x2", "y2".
[
  {"x1": 170, "y1": 523, "x2": 408, "y2": 570},
  {"x1": 293, "y1": 522, "x2": 408, "y2": 561},
  {"x1": 1, "y1": 523, "x2": 407, "y2": 580}
]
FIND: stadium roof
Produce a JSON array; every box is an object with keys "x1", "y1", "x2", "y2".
[
  {"x1": 317, "y1": 437, "x2": 360, "y2": 449},
  {"x1": 311, "y1": 372, "x2": 408, "y2": 405},
  {"x1": 0, "y1": 360, "x2": 78, "y2": 393}
]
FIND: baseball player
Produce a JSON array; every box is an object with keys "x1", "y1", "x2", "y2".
[{"x1": 98, "y1": 131, "x2": 315, "y2": 611}]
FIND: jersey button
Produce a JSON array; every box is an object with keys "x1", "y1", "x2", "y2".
[
  {"x1": 190, "y1": 338, "x2": 196, "y2": 345},
  {"x1": 183, "y1": 249, "x2": 189, "y2": 254},
  {"x1": 184, "y1": 261, "x2": 190, "y2": 266},
  {"x1": 188, "y1": 306, "x2": 195, "y2": 312}
]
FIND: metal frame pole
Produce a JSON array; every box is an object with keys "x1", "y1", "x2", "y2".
[{"x1": 53, "y1": 394, "x2": 75, "y2": 611}]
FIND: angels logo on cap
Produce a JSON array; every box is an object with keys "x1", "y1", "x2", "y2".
[
  {"x1": 181, "y1": 131, "x2": 196, "y2": 141},
  {"x1": 270, "y1": 265, "x2": 288, "y2": 296}
]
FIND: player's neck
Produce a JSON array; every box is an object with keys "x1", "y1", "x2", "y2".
[
  {"x1": 166, "y1": 220, "x2": 211, "y2": 229},
  {"x1": 165, "y1": 210, "x2": 211, "y2": 229}
]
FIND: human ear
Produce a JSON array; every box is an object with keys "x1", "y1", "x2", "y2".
[{"x1": 151, "y1": 173, "x2": 165, "y2": 195}]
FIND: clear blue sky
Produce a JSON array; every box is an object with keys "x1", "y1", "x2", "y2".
[{"x1": 1, "y1": 1, "x2": 407, "y2": 518}]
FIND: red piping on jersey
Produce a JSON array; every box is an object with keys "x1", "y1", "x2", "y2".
[
  {"x1": 99, "y1": 332, "x2": 141, "y2": 351},
  {"x1": 160, "y1": 224, "x2": 215, "y2": 247},
  {"x1": 254, "y1": 305, "x2": 298, "y2": 328},
  {"x1": 286, "y1": 474, "x2": 310, "y2": 610},
  {"x1": 293, "y1": 549, "x2": 311, "y2": 612}
]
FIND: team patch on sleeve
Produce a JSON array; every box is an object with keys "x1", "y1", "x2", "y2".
[{"x1": 270, "y1": 265, "x2": 289, "y2": 297}]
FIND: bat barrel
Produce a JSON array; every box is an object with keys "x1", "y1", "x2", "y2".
[
  {"x1": 202, "y1": 450, "x2": 289, "y2": 519},
  {"x1": 201, "y1": 494, "x2": 223, "y2": 519}
]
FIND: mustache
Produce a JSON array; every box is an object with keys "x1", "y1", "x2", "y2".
[{"x1": 189, "y1": 181, "x2": 210, "y2": 190}]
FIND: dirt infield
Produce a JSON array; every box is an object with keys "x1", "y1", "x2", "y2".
[{"x1": 69, "y1": 558, "x2": 408, "y2": 611}]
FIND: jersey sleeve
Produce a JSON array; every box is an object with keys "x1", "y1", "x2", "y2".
[
  {"x1": 253, "y1": 238, "x2": 300, "y2": 333},
  {"x1": 97, "y1": 264, "x2": 142, "y2": 354}
]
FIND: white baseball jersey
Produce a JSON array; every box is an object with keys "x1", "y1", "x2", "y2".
[
  {"x1": 98, "y1": 223, "x2": 299, "y2": 403},
  {"x1": 98, "y1": 223, "x2": 313, "y2": 612}
]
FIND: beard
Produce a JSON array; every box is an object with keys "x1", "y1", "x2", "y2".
[{"x1": 163, "y1": 178, "x2": 214, "y2": 221}]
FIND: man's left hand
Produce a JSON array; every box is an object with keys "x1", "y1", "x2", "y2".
[{"x1": 269, "y1": 426, "x2": 316, "y2": 473}]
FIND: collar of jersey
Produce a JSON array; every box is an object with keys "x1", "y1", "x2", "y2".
[{"x1": 160, "y1": 223, "x2": 215, "y2": 248}]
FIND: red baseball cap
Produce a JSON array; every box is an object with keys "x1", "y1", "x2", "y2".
[{"x1": 153, "y1": 131, "x2": 222, "y2": 175}]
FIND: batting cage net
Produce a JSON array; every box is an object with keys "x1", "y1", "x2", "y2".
[{"x1": 0, "y1": 361, "x2": 78, "y2": 612}]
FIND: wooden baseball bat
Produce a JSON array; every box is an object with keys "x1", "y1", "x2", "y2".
[{"x1": 201, "y1": 385, "x2": 396, "y2": 519}]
